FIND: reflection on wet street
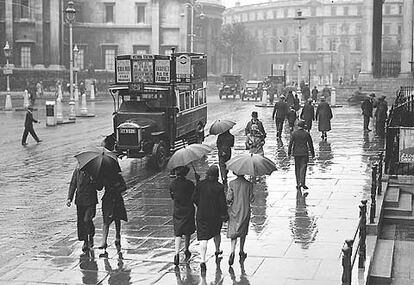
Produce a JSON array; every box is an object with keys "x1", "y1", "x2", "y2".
[{"x1": 0, "y1": 101, "x2": 384, "y2": 284}]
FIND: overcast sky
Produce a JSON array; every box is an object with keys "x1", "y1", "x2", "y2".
[{"x1": 223, "y1": 0, "x2": 268, "y2": 8}]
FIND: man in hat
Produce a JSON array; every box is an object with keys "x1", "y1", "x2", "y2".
[
  {"x1": 217, "y1": 129, "x2": 235, "y2": 186},
  {"x1": 272, "y1": 95, "x2": 289, "y2": 138},
  {"x1": 21, "y1": 106, "x2": 42, "y2": 146},
  {"x1": 288, "y1": 120, "x2": 315, "y2": 191},
  {"x1": 245, "y1": 111, "x2": 266, "y2": 139},
  {"x1": 361, "y1": 93, "x2": 375, "y2": 131},
  {"x1": 375, "y1": 95, "x2": 388, "y2": 138}
]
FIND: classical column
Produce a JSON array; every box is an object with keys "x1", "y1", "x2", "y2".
[
  {"x1": 5, "y1": 0, "x2": 13, "y2": 51},
  {"x1": 399, "y1": 0, "x2": 413, "y2": 77},
  {"x1": 151, "y1": 0, "x2": 160, "y2": 54},
  {"x1": 33, "y1": 0, "x2": 44, "y2": 68},
  {"x1": 372, "y1": 0, "x2": 383, "y2": 77},
  {"x1": 49, "y1": 0, "x2": 63, "y2": 69},
  {"x1": 359, "y1": 0, "x2": 374, "y2": 81}
]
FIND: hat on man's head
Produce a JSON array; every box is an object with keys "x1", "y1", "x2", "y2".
[
  {"x1": 251, "y1": 111, "x2": 258, "y2": 118},
  {"x1": 28, "y1": 106, "x2": 34, "y2": 110},
  {"x1": 297, "y1": 120, "x2": 306, "y2": 129},
  {"x1": 320, "y1": 96, "x2": 326, "y2": 102},
  {"x1": 369, "y1": 93, "x2": 376, "y2": 97},
  {"x1": 206, "y1": 165, "x2": 219, "y2": 178}
]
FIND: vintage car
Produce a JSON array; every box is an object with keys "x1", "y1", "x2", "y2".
[
  {"x1": 242, "y1": 80, "x2": 263, "y2": 101},
  {"x1": 106, "y1": 52, "x2": 207, "y2": 169},
  {"x1": 219, "y1": 74, "x2": 243, "y2": 99}
]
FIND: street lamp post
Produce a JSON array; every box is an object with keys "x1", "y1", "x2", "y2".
[
  {"x1": 184, "y1": 0, "x2": 205, "y2": 52},
  {"x1": 294, "y1": 9, "x2": 306, "y2": 86},
  {"x1": 3, "y1": 41, "x2": 13, "y2": 110},
  {"x1": 73, "y1": 44, "x2": 79, "y2": 101},
  {"x1": 65, "y1": 1, "x2": 76, "y2": 101}
]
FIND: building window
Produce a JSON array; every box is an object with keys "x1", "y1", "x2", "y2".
[
  {"x1": 104, "y1": 48, "x2": 116, "y2": 71},
  {"x1": 105, "y1": 3, "x2": 114, "y2": 23},
  {"x1": 133, "y1": 45, "x2": 149, "y2": 54},
  {"x1": 343, "y1": 7, "x2": 349, "y2": 16},
  {"x1": 398, "y1": 25, "x2": 402, "y2": 35},
  {"x1": 383, "y1": 24, "x2": 390, "y2": 35},
  {"x1": 355, "y1": 38, "x2": 361, "y2": 51},
  {"x1": 329, "y1": 39, "x2": 336, "y2": 51},
  {"x1": 399, "y1": 5, "x2": 403, "y2": 15},
  {"x1": 75, "y1": 48, "x2": 84, "y2": 70},
  {"x1": 357, "y1": 6, "x2": 362, "y2": 16},
  {"x1": 311, "y1": 7, "x2": 316, "y2": 17},
  {"x1": 384, "y1": 5, "x2": 391, "y2": 15},
  {"x1": 20, "y1": 0, "x2": 30, "y2": 19},
  {"x1": 263, "y1": 11, "x2": 266, "y2": 20},
  {"x1": 331, "y1": 6, "x2": 336, "y2": 16},
  {"x1": 273, "y1": 10, "x2": 277, "y2": 19},
  {"x1": 136, "y1": 4, "x2": 145, "y2": 23},
  {"x1": 330, "y1": 24, "x2": 336, "y2": 35},
  {"x1": 20, "y1": 46, "x2": 31, "y2": 67},
  {"x1": 284, "y1": 8, "x2": 288, "y2": 18}
]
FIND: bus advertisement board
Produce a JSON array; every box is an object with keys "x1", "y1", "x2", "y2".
[
  {"x1": 154, "y1": 59, "x2": 171, "y2": 83},
  {"x1": 116, "y1": 59, "x2": 132, "y2": 83},
  {"x1": 132, "y1": 58, "x2": 154, "y2": 83}
]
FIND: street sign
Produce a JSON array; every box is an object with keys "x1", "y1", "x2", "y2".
[
  {"x1": 3, "y1": 68, "x2": 13, "y2": 75},
  {"x1": 297, "y1": 61, "x2": 303, "y2": 68},
  {"x1": 273, "y1": 64, "x2": 284, "y2": 70}
]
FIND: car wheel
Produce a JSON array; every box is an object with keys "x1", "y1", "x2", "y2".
[{"x1": 151, "y1": 141, "x2": 167, "y2": 170}]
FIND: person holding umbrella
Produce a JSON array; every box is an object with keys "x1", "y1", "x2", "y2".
[
  {"x1": 210, "y1": 119, "x2": 236, "y2": 186},
  {"x1": 169, "y1": 166, "x2": 196, "y2": 266},
  {"x1": 192, "y1": 165, "x2": 227, "y2": 274},
  {"x1": 97, "y1": 171, "x2": 128, "y2": 258},
  {"x1": 66, "y1": 166, "x2": 102, "y2": 252},
  {"x1": 288, "y1": 120, "x2": 315, "y2": 192},
  {"x1": 226, "y1": 173, "x2": 254, "y2": 266}
]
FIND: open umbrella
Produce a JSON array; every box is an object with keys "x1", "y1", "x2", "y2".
[
  {"x1": 75, "y1": 147, "x2": 121, "y2": 179},
  {"x1": 209, "y1": 119, "x2": 236, "y2": 135},
  {"x1": 226, "y1": 153, "x2": 277, "y2": 176},
  {"x1": 167, "y1": 143, "x2": 212, "y2": 171}
]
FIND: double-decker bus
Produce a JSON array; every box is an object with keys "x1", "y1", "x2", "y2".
[{"x1": 106, "y1": 51, "x2": 207, "y2": 169}]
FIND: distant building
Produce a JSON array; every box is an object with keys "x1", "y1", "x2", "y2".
[
  {"x1": 0, "y1": 0, "x2": 224, "y2": 75},
  {"x1": 223, "y1": 0, "x2": 403, "y2": 84}
]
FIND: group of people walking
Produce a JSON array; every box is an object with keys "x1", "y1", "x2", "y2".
[
  {"x1": 361, "y1": 93, "x2": 388, "y2": 138},
  {"x1": 169, "y1": 164, "x2": 253, "y2": 274}
]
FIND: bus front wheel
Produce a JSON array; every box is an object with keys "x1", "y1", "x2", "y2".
[{"x1": 151, "y1": 141, "x2": 167, "y2": 170}]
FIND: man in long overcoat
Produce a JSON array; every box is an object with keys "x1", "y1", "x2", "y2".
[
  {"x1": 375, "y1": 96, "x2": 388, "y2": 138},
  {"x1": 322, "y1": 84, "x2": 331, "y2": 100},
  {"x1": 67, "y1": 167, "x2": 101, "y2": 252},
  {"x1": 311, "y1": 86, "x2": 318, "y2": 102},
  {"x1": 300, "y1": 98, "x2": 315, "y2": 131},
  {"x1": 21, "y1": 106, "x2": 41, "y2": 146},
  {"x1": 272, "y1": 95, "x2": 289, "y2": 138},
  {"x1": 361, "y1": 93, "x2": 375, "y2": 131},
  {"x1": 302, "y1": 84, "x2": 311, "y2": 101},
  {"x1": 288, "y1": 120, "x2": 315, "y2": 191},
  {"x1": 217, "y1": 130, "x2": 235, "y2": 185},
  {"x1": 316, "y1": 97, "x2": 333, "y2": 140}
]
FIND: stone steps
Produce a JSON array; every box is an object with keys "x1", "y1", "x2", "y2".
[
  {"x1": 384, "y1": 193, "x2": 413, "y2": 216},
  {"x1": 369, "y1": 239, "x2": 395, "y2": 285},
  {"x1": 383, "y1": 187, "x2": 414, "y2": 225}
]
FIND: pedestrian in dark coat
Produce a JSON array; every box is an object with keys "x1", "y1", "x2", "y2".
[
  {"x1": 302, "y1": 84, "x2": 311, "y2": 101},
  {"x1": 361, "y1": 93, "x2": 375, "y2": 131},
  {"x1": 286, "y1": 91, "x2": 295, "y2": 108},
  {"x1": 311, "y1": 86, "x2": 318, "y2": 102},
  {"x1": 288, "y1": 120, "x2": 315, "y2": 191},
  {"x1": 322, "y1": 84, "x2": 331, "y2": 100},
  {"x1": 272, "y1": 95, "x2": 289, "y2": 138},
  {"x1": 21, "y1": 106, "x2": 41, "y2": 146},
  {"x1": 316, "y1": 97, "x2": 333, "y2": 140},
  {"x1": 98, "y1": 172, "x2": 127, "y2": 256},
  {"x1": 375, "y1": 96, "x2": 388, "y2": 138},
  {"x1": 245, "y1": 111, "x2": 266, "y2": 138},
  {"x1": 300, "y1": 99, "x2": 315, "y2": 131},
  {"x1": 169, "y1": 166, "x2": 196, "y2": 265},
  {"x1": 217, "y1": 130, "x2": 235, "y2": 185},
  {"x1": 287, "y1": 107, "x2": 297, "y2": 132},
  {"x1": 293, "y1": 94, "x2": 300, "y2": 112},
  {"x1": 66, "y1": 167, "x2": 101, "y2": 252},
  {"x1": 192, "y1": 165, "x2": 227, "y2": 273}
]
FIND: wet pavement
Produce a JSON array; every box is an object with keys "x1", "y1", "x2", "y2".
[{"x1": 0, "y1": 96, "x2": 385, "y2": 284}]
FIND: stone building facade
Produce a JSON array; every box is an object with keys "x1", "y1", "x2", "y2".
[
  {"x1": 0, "y1": 0, "x2": 224, "y2": 75},
  {"x1": 223, "y1": 0, "x2": 404, "y2": 85}
]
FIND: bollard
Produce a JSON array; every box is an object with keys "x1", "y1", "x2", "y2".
[
  {"x1": 74, "y1": 85, "x2": 79, "y2": 102},
  {"x1": 377, "y1": 153, "x2": 383, "y2": 195},
  {"x1": 90, "y1": 84, "x2": 96, "y2": 100},
  {"x1": 342, "y1": 239, "x2": 354, "y2": 285},
  {"x1": 370, "y1": 165, "x2": 377, "y2": 224},
  {"x1": 69, "y1": 101, "x2": 76, "y2": 121},
  {"x1": 358, "y1": 200, "x2": 367, "y2": 268},
  {"x1": 80, "y1": 93, "x2": 88, "y2": 115},
  {"x1": 331, "y1": 87, "x2": 336, "y2": 106},
  {"x1": 23, "y1": 90, "x2": 30, "y2": 109},
  {"x1": 4, "y1": 93, "x2": 12, "y2": 111},
  {"x1": 261, "y1": 89, "x2": 268, "y2": 105},
  {"x1": 56, "y1": 97, "x2": 64, "y2": 124},
  {"x1": 45, "y1": 101, "x2": 57, "y2": 126},
  {"x1": 57, "y1": 84, "x2": 63, "y2": 100}
]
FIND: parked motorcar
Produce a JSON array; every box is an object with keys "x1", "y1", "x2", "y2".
[
  {"x1": 219, "y1": 74, "x2": 243, "y2": 99},
  {"x1": 242, "y1": 80, "x2": 263, "y2": 101}
]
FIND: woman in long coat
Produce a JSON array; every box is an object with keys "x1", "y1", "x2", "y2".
[
  {"x1": 169, "y1": 166, "x2": 196, "y2": 266},
  {"x1": 300, "y1": 98, "x2": 315, "y2": 131},
  {"x1": 316, "y1": 97, "x2": 333, "y2": 140},
  {"x1": 98, "y1": 172, "x2": 128, "y2": 256},
  {"x1": 192, "y1": 165, "x2": 227, "y2": 273},
  {"x1": 227, "y1": 174, "x2": 254, "y2": 266}
]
